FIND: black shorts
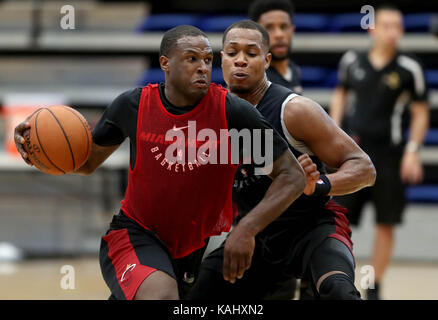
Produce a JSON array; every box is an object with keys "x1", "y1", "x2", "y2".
[
  {"x1": 188, "y1": 200, "x2": 353, "y2": 299},
  {"x1": 99, "y1": 211, "x2": 207, "y2": 300},
  {"x1": 335, "y1": 146, "x2": 406, "y2": 226}
]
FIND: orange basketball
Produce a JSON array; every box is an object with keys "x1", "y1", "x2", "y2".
[{"x1": 23, "y1": 105, "x2": 92, "y2": 175}]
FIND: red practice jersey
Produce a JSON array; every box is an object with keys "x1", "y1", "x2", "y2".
[{"x1": 121, "y1": 83, "x2": 237, "y2": 259}]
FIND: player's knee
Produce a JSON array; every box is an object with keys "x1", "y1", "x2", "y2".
[
  {"x1": 134, "y1": 271, "x2": 179, "y2": 300},
  {"x1": 318, "y1": 273, "x2": 361, "y2": 300}
]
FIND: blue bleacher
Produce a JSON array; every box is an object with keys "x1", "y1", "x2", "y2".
[
  {"x1": 135, "y1": 12, "x2": 433, "y2": 33},
  {"x1": 198, "y1": 15, "x2": 248, "y2": 32},
  {"x1": 135, "y1": 14, "x2": 201, "y2": 32},
  {"x1": 404, "y1": 13, "x2": 432, "y2": 32},
  {"x1": 426, "y1": 70, "x2": 438, "y2": 89},
  {"x1": 299, "y1": 66, "x2": 329, "y2": 87},
  {"x1": 293, "y1": 13, "x2": 330, "y2": 32},
  {"x1": 406, "y1": 185, "x2": 438, "y2": 203},
  {"x1": 137, "y1": 68, "x2": 165, "y2": 85},
  {"x1": 425, "y1": 129, "x2": 438, "y2": 145},
  {"x1": 211, "y1": 68, "x2": 226, "y2": 86},
  {"x1": 329, "y1": 13, "x2": 367, "y2": 32}
]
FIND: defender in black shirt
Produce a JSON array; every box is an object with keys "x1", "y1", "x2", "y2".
[
  {"x1": 189, "y1": 20, "x2": 376, "y2": 300},
  {"x1": 330, "y1": 5, "x2": 429, "y2": 300}
]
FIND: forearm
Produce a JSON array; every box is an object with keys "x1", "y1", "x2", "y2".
[
  {"x1": 407, "y1": 103, "x2": 429, "y2": 148},
  {"x1": 236, "y1": 163, "x2": 305, "y2": 236},
  {"x1": 329, "y1": 87, "x2": 347, "y2": 126},
  {"x1": 72, "y1": 143, "x2": 120, "y2": 176},
  {"x1": 326, "y1": 155, "x2": 376, "y2": 196}
]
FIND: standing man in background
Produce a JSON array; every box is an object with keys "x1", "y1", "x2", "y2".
[
  {"x1": 330, "y1": 4, "x2": 429, "y2": 300},
  {"x1": 249, "y1": 0, "x2": 302, "y2": 95}
]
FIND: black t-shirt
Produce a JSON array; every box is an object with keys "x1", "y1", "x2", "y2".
[
  {"x1": 338, "y1": 50, "x2": 428, "y2": 147},
  {"x1": 92, "y1": 83, "x2": 288, "y2": 169},
  {"x1": 233, "y1": 83, "x2": 329, "y2": 221},
  {"x1": 266, "y1": 60, "x2": 303, "y2": 94}
]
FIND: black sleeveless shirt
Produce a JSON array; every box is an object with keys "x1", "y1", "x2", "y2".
[{"x1": 233, "y1": 83, "x2": 330, "y2": 221}]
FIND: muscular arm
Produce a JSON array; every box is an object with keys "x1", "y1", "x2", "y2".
[
  {"x1": 284, "y1": 96, "x2": 376, "y2": 196},
  {"x1": 233, "y1": 149, "x2": 305, "y2": 234}
]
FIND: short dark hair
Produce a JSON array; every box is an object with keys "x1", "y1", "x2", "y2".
[
  {"x1": 249, "y1": 0, "x2": 295, "y2": 23},
  {"x1": 160, "y1": 25, "x2": 208, "y2": 57},
  {"x1": 222, "y1": 20, "x2": 270, "y2": 51}
]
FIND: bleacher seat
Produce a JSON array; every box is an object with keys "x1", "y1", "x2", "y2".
[
  {"x1": 137, "y1": 68, "x2": 165, "y2": 85},
  {"x1": 135, "y1": 14, "x2": 201, "y2": 32},
  {"x1": 426, "y1": 70, "x2": 438, "y2": 89},
  {"x1": 211, "y1": 68, "x2": 226, "y2": 86},
  {"x1": 323, "y1": 69, "x2": 338, "y2": 88},
  {"x1": 294, "y1": 13, "x2": 330, "y2": 32},
  {"x1": 299, "y1": 66, "x2": 329, "y2": 87},
  {"x1": 406, "y1": 185, "x2": 438, "y2": 203},
  {"x1": 423, "y1": 129, "x2": 438, "y2": 145},
  {"x1": 330, "y1": 13, "x2": 367, "y2": 32},
  {"x1": 404, "y1": 13, "x2": 432, "y2": 32},
  {"x1": 198, "y1": 15, "x2": 248, "y2": 32}
]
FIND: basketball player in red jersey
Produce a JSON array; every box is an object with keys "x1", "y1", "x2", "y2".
[{"x1": 14, "y1": 25, "x2": 306, "y2": 300}]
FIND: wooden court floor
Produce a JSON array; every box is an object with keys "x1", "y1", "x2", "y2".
[{"x1": 0, "y1": 257, "x2": 437, "y2": 300}]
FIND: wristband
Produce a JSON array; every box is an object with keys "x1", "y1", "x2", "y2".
[
  {"x1": 405, "y1": 141, "x2": 420, "y2": 153},
  {"x1": 312, "y1": 174, "x2": 331, "y2": 197}
]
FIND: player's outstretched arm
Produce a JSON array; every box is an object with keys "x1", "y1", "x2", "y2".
[
  {"x1": 284, "y1": 96, "x2": 376, "y2": 196},
  {"x1": 73, "y1": 143, "x2": 121, "y2": 176},
  {"x1": 223, "y1": 149, "x2": 306, "y2": 283},
  {"x1": 14, "y1": 119, "x2": 121, "y2": 175}
]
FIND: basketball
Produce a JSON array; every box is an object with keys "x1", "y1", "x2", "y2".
[{"x1": 23, "y1": 106, "x2": 92, "y2": 175}]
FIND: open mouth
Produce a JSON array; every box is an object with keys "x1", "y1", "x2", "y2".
[
  {"x1": 193, "y1": 79, "x2": 208, "y2": 88},
  {"x1": 232, "y1": 72, "x2": 249, "y2": 80}
]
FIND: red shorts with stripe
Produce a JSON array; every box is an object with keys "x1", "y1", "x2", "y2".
[{"x1": 99, "y1": 212, "x2": 207, "y2": 300}]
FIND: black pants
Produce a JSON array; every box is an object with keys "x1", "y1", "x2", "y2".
[{"x1": 188, "y1": 237, "x2": 359, "y2": 300}]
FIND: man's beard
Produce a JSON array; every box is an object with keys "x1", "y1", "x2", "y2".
[
  {"x1": 271, "y1": 51, "x2": 290, "y2": 61},
  {"x1": 229, "y1": 85, "x2": 250, "y2": 95},
  {"x1": 270, "y1": 44, "x2": 291, "y2": 61}
]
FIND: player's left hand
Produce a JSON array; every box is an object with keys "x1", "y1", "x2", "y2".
[
  {"x1": 223, "y1": 224, "x2": 255, "y2": 284},
  {"x1": 298, "y1": 153, "x2": 320, "y2": 195},
  {"x1": 401, "y1": 151, "x2": 423, "y2": 184}
]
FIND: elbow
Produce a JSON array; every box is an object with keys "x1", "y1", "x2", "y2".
[{"x1": 365, "y1": 158, "x2": 377, "y2": 187}]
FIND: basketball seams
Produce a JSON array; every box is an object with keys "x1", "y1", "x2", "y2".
[
  {"x1": 63, "y1": 107, "x2": 91, "y2": 165},
  {"x1": 45, "y1": 108, "x2": 76, "y2": 171},
  {"x1": 34, "y1": 109, "x2": 65, "y2": 174}
]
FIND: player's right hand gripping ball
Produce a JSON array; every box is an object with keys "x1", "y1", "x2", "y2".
[{"x1": 23, "y1": 105, "x2": 92, "y2": 175}]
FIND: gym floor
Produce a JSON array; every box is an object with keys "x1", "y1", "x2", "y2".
[{"x1": 0, "y1": 257, "x2": 437, "y2": 300}]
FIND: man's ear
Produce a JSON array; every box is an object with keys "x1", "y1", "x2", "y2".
[
  {"x1": 265, "y1": 52, "x2": 272, "y2": 70},
  {"x1": 160, "y1": 55, "x2": 169, "y2": 72},
  {"x1": 290, "y1": 25, "x2": 296, "y2": 37}
]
